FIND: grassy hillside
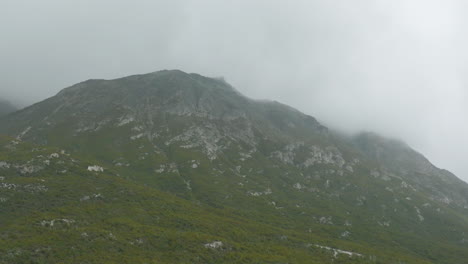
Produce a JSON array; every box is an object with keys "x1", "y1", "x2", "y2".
[
  {"x1": 0, "y1": 135, "x2": 444, "y2": 264},
  {"x1": 0, "y1": 135, "x2": 378, "y2": 264}
]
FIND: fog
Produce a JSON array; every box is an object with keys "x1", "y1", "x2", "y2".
[{"x1": 1, "y1": 0, "x2": 467, "y2": 181}]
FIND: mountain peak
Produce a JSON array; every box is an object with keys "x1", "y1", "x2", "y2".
[
  {"x1": 59, "y1": 69, "x2": 237, "y2": 98},
  {"x1": 147, "y1": 69, "x2": 190, "y2": 77},
  {"x1": 1, "y1": 70, "x2": 326, "y2": 145}
]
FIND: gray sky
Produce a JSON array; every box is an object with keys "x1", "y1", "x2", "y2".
[{"x1": 1, "y1": 0, "x2": 468, "y2": 182}]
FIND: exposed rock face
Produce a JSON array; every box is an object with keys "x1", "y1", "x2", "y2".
[
  {"x1": 204, "y1": 241, "x2": 223, "y2": 249},
  {"x1": 87, "y1": 165, "x2": 104, "y2": 172}
]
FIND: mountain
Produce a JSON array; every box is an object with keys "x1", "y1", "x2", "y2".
[
  {"x1": 0, "y1": 99, "x2": 16, "y2": 117},
  {"x1": 1, "y1": 70, "x2": 467, "y2": 263}
]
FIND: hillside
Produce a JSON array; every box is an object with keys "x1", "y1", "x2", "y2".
[
  {"x1": 1, "y1": 70, "x2": 467, "y2": 263},
  {"x1": 0, "y1": 135, "x2": 379, "y2": 264}
]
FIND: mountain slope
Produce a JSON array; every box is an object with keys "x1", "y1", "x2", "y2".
[
  {"x1": 353, "y1": 132, "x2": 468, "y2": 209},
  {"x1": 1, "y1": 70, "x2": 468, "y2": 263},
  {"x1": 2, "y1": 135, "x2": 435, "y2": 264},
  {"x1": 0, "y1": 135, "x2": 375, "y2": 264}
]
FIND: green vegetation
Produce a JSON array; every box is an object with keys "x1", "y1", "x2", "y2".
[{"x1": 0, "y1": 136, "x2": 381, "y2": 264}]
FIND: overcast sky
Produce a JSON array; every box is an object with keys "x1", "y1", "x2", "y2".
[{"x1": 1, "y1": 0, "x2": 467, "y2": 182}]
